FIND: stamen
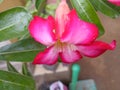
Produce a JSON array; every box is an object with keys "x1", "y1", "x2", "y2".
[{"x1": 55, "y1": 40, "x2": 77, "y2": 52}]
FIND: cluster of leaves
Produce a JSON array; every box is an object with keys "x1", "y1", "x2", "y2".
[
  {"x1": 0, "y1": 62, "x2": 35, "y2": 90},
  {"x1": 0, "y1": 0, "x2": 120, "y2": 90}
]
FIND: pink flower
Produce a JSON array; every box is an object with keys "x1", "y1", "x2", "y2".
[
  {"x1": 50, "y1": 81, "x2": 68, "y2": 90},
  {"x1": 28, "y1": 0, "x2": 116, "y2": 65},
  {"x1": 108, "y1": 0, "x2": 120, "y2": 6}
]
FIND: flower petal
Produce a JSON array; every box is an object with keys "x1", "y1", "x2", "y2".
[
  {"x1": 108, "y1": 0, "x2": 120, "y2": 6},
  {"x1": 61, "y1": 10, "x2": 99, "y2": 45},
  {"x1": 59, "y1": 45, "x2": 82, "y2": 63},
  {"x1": 50, "y1": 81, "x2": 68, "y2": 90},
  {"x1": 55, "y1": 0, "x2": 70, "y2": 38},
  {"x1": 28, "y1": 16, "x2": 56, "y2": 46},
  {"x1": 77, "y1": 40, "x2": 116, "y2": 57},
  {"x1": 32, "y1": 46, "x2": 59, "y2": 65}
]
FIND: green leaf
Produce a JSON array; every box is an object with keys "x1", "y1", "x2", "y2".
[
  {"x1": 102, "y1": 0, "x2": 120, "y2": 14},
  {"x1": 45, "y1": 3, "x2": 58, "y2": 16},
  {"x1": 35, "y1": 0, "x2": 47, "y2": 14},
  {"x1": 0, "y1": 70, "x2": 35, "y2": 90},
  {"x1": 0, "y1": 38, "x2": 45, "y2": 62},
  {"x1": 7, "y1": 61, "x2": 19, "y2": 73},
  {"x1": 22, "y1": 63, "x2": 32, "y2": 77},
  {"x1": 70, "y1": 0, "x2": 104, "y2": 36},
  {"x1": 25, "y1": 0, "x2": 37, "y2": 14},
  {"x1": 89, "y1": 0, "x2": 119, "y2": 18},
  {"x1": 0, "y1": 0, "x2": 3, "y2": 3},
  {"x1": 0, "y1": 7, "x2": 32, "y2": 41}
]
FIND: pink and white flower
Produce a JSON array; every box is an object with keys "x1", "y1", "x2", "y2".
[
  {"x1": 28, "y1": 0, "x2": 116, "y2": 65},
  {"x1": 50, "y1": 81, "x2": 68, "y2": 90},
  {"x1": 108, "y1": 0, "x2": 120, "y2": 6}
]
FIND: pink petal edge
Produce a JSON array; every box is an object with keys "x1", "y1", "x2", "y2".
[
  {"x1": 32, "y1": 46, "x2": 59, "y2": 65},
  {"x1": 108, "y1": 0, "x2": 120, "y2": 6},
  {"x1": 77, "y1": 40, "x2": 116, "y2": 58},
  {"x1": 28, "y1": 16, "x2": 56, "y2": 46},
  {"x1": 61, "y1": 10, "x2": 99, "y2": 45}
]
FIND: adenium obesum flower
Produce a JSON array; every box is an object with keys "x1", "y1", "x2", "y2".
[
  {"x1": 108, "y1": 0, "x2": 120, "y2": 6},
  {"x1": 50, "y1": 81, "x2": 68, "y2": 90},
  {"x1": 28, "y1": 0, "x2": 116, "y2": 65}
]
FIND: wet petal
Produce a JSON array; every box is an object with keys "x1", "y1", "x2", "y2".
[
  {"x1": 108, "y1": 0, "x2": 120, "y2": 6},
  {"x1": 28, "y1": 16, "x2": 56, "y2": 46},
  {"x1": 77, "y1": 40, "x2": 116, "y2": 57},
  {"x1": 55, "y1": 0, "x2": 70, "y2": 38},
  {"x1": 61, "y1": 10, "x2": 99, "y2": 45},
  {"x1": 33, "y1": 46, "x2": 59, "y2": 65},
  {"x1": 59, "y1": 45, "x2": 82, "y2": 63}
]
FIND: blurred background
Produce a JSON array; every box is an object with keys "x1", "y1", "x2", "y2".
[{"x1": 0, "y1": 0, "x2": 120, "y2": 90}]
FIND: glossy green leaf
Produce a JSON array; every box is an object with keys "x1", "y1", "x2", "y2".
[
  {"x1": 22, "y1": 63, "x2": 32, "y2": 77},
  {"x1": 89, "y1": 0, "x2": 119, "y2": 18},
  {"x1": 35, "y1": 0, "x2": 46, "y2": 14},
  {"x1": 0, "y1": 70, "x2": 35, "y2": 90},
  {"x1": 0, "y1": 38, "x2": 45, "y2": 62},
  {"x1": 7, "y1": 61, "x2": 19, "y2": 73},
  {"x1": 0, "y1": 7, "x2": 31, "y2": 41},
  {"x1": 70, "y1": 0, "x2": 104, "y2": 36}
]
